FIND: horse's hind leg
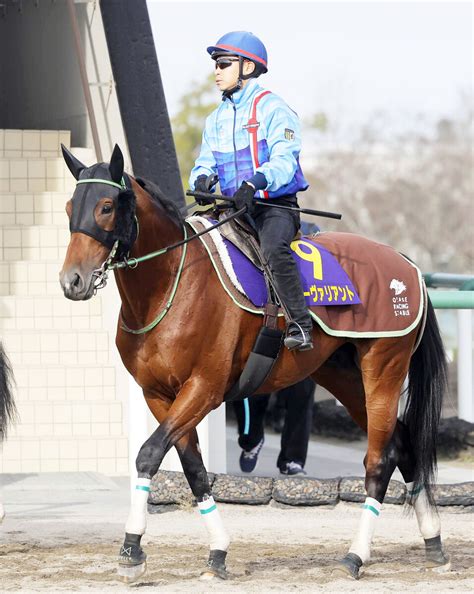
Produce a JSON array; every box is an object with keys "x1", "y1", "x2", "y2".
[
  {"x1": 315, "y1": 350, "x2": 402, "y2": 578},
  {"x1": 316, "y1": 347, "x2": 449, "y2": 576},
  {"x1": 336, "y1": 336, "x2": 413, "y2": 579},
  {"x1": 176, "y1": 428, "x2": 230, "y2": 580},
  {"x1": 393, "y1": 421, "x2": 449, "y2": 569},
  {"x1": 312, "y1": 349, "x2": 367, "y2": 432}
]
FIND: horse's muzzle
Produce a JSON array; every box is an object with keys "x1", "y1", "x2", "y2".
[{"x1": 60, "y1": 268, "x2": 95, "y2": 301}]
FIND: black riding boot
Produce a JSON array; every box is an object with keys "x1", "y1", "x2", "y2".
[
  {"x1": 254, "y1": 200, "x2": 313, "y2": 351},
  {"x1": 271, "y1": 265, "x2": 313, "y2": 351}
]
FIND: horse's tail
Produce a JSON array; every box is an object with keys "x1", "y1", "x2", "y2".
[
  {"x1": 403, "y1": 296, "x2": 447, "y2": 505},
  {"x1": 0, "y1": 341, "x2": 17, "y2": 442}
]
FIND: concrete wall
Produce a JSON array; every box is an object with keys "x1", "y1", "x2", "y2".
[
  {"x1": 0, "y1": 1, "x2": 129, "y2": 167},
  {"x1": 0, "y1": 2, "x2": 199, "y2": 476},
  {"x1": 0, "y1": 2, "x2": 88, "y2": 146},
  {"x1": 0, "y1": 2, "x2": 134, "y2": 474}
]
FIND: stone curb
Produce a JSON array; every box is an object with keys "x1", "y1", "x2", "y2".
[
  {"x1": 339, "y1": 477, "x2": 406, "y2": 505},
  {"x1": 149, "y1": 471, "x2": 474, "y2": 507},
  {"x1": 213, "y1": 474, "x2": 273, "y2": 504},
  {"x1": 273, "y1": 477, "x2": 339, "y2": 506}
]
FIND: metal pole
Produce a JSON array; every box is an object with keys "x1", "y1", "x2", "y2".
[
  {"x1": 66, "y1": 0, "x2": 103, "y2": 161},
  {"x1": 128, "y1": 375, "x2": 149, "y2": 494},
  {"x1": 424, "y1": 273, "x2": 474, "y2": 290},
  {"x1": 427, "y1": 290, "x2": 474, "y2": 309},
  {"x1": 196, "y1": 406, "x2": 227, "y2": 473},
  {"x1": 457, "y1": 309, "x2": 473, "y2": 423}
]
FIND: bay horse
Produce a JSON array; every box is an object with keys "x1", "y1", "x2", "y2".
[
  {"x1": 59, "y1": 145, "x2": 449, "y2": 582},
  {"x1": 0, "y1": 341, "x2": 16, "y2": 522}
]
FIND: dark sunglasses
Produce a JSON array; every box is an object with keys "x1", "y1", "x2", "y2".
[{"x1": 215, "y1": 57, "x2": 240, "y2": 70}]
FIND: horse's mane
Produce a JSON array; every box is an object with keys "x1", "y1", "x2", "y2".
[{"x1": 135, "y1": 176, "x2": 184, "y2": 227}]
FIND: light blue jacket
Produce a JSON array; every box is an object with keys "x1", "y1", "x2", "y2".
[{"x1": 189, "y1": 79, "x2": 309, "y2": 199}]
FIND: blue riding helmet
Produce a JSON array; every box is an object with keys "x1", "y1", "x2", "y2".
[{"x1": 207, "y1": 31, "x2": 268, "y2": 73}]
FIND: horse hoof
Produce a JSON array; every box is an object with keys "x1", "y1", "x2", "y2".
[
  {"x1": 425, "y1": 537, "x2": 451, "y2": 572},
  {"x1": 426, "y1": 555, "x2": 451, "y2": 573},
  {"x1": 200, "y1": 549, "x2": 228, "y2": 580},
  {"x1": 200, "y1": 567, "x2": 228, "y2": 581},
  {"x1": 117, "y1": 561, "x2": 147, "y2": 583},
  {"x1": 333, "y1": 553, "x2": 363, "y2": 580}
]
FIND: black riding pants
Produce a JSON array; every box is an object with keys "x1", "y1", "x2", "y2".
[
  {"x1": 253, "y1": 197, "x2": 312, "y2": 331},
  {"x1": 234, "y1": 378, "x2": 315, "y2": 470}
]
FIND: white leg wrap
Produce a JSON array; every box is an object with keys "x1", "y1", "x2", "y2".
[
  {"x1": 197, "y1": 496, "x2": 230, "y2": 551},
  {"x1": 0, "y1": 502, "x2": 4, "y2": 523},
  {"x1": 125, "y1": 478, "x2": 151, "y2": 535},
  {"x1": 348, "y1": 497, "x2": 381, "y2": 564},
  {"x1": 407, "y1": 482, "x2": 440, "y2": 540}
]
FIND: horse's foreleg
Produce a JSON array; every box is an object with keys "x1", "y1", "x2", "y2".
[
  {"x1": 118, "y1": 394, "x2": 172, "y2": 583},
  {"x1": 118, "y1": 380, "x2": 223, "y2": 582},
  {"x1": 176, "y1": 429, "x2": 230, "y2": 580}
]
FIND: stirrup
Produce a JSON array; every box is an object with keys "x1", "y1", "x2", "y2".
[{"x1": 284, "y1": 323, "x2": 313, "y2": 352}]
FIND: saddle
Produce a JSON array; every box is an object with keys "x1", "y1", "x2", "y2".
[
  {"x1": 185, "y1": 211, "x2": 424, "y2": 339},
  {"x1": 186, "y1": 210, "x2": 425, "y2": 401},
  {"x1": 216, "y1": 209, "x2": 304, "y2": 271}
]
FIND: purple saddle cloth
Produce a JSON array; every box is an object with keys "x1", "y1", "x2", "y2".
[{"x1": 223, "y1": 235, "x2": 361, "y2": 308}]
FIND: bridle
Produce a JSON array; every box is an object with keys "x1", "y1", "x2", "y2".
[
  {"x1": 68, "y1": 174, "x2": 246, "y2": 330},
  {"x1": 71, "y1": 175, "x2": 138, "y2": 294}
]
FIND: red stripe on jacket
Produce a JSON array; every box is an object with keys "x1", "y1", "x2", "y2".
[{"x1": 248, "y1": 90, "x2": 271, "y2": 199}]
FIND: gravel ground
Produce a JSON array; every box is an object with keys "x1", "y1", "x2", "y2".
[{"x1": 1, "y1": 493, "x2": 473, "y2": 593}]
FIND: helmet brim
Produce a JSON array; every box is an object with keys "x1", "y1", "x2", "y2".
[
  {"x1": 207, "y1": 44, "x2": 268, "y2": 72},
  {"x1": 208, "y1": 49, "x2": 238, "y2": 60}
]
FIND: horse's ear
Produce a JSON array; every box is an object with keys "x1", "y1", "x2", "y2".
[
  {"x1": 109, "y1": 144, "x2": 124, "y2": 184},
  {"x1": 61, "y1": 144, "x2": 86, "y2": 180}
]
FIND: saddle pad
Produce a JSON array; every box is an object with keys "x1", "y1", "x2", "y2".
[
  {"x1": 186, "y1": 218, "x2": 423, "y2": 338},
  {"x1": 187, "y1": 216, "x2": 361, "y2": 308}
]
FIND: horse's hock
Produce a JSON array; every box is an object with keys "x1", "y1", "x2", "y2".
[{"x1": 0, "y1": 129, "x2": 129, "y2": 476}]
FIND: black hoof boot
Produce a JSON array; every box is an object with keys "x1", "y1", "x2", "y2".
[
  {"x1": 200, "y1": 549, "x2": 228, "y2": 580},
  {"x1": 117, "y1": 533, "x2": 147, "y2": 583},
  {"x1": 335, "y1": 553, "x2": 363, "y2": 579},
  {"x1": 425, "y1": 536, "x2": 451, "y2": 571}
]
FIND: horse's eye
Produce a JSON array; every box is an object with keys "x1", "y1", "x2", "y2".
[{"x1": 101, "y1": 204, "x2": 113, "y2": 215}]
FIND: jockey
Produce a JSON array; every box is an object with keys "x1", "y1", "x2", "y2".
[{"x1": 190, "y1": 31, "x2": 313, "y2": 351}]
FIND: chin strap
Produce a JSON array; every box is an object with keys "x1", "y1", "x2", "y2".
[{"x1": 222, "y1": 56, "x2": 255, "y2": 99}]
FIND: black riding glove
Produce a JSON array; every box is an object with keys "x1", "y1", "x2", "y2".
[
  {"x1": 194, "y1": 174, "x2": 218, "y2": 206},
  {"x1": 233, "y1": 181, "x2": 256, "y2": 215}
]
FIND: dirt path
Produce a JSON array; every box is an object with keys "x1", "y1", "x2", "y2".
[{"x1": 0, "y1": 502, "x2": 473, "y2": 592}]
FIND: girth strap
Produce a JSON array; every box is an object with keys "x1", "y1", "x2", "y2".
[{"x1": 224, "y1": 325, "x2": 283, "y2": 402}]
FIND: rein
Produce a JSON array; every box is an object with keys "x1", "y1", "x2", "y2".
[
  {"x1": 108, "y1": 205, "x2": 246, "y2": 270},
  {"x1": 115, "y1": 208, "x2": 246, "y2": 334},
  {"x1": 73, "y1": 177, "x2": 247, "y2": 333},
  {"x1": 119, "y1": 224, "x2": 188, "y2": 335}
]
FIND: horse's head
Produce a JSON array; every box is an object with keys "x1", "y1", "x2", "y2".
[{"x1": 60, "y1": 144, "x2": 137, "y2": 301}]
